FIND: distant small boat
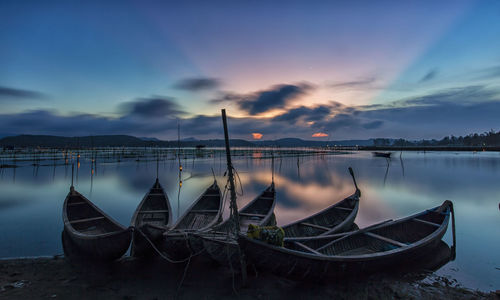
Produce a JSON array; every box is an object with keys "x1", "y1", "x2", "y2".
[
  {"x1": 160, "y1": 180, "x2": 223, "y2": 259},
  {"x1": 238, "y1": 200, "x2": 454, "y2": 280},
  {"x1": 130, "y1": 178, "x2": 172, "y2": 257},
  {"x1": 373, "y1": 152, "x2": 392, "y2": 158},
  {"x1": 62, "y1": 186, "x2": 132, "y2": 261},
  {"x1": 282, "y1": 167, "x2": 360, "y2": 237}
]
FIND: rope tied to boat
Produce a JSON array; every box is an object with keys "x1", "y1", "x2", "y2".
[{"x1": 132, "y1": 226, "x2": 206, "y2": 264}]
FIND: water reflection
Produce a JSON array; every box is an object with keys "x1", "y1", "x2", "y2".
[{"x1": 0, "y1": 150, "x2": 499, "y2": 291}]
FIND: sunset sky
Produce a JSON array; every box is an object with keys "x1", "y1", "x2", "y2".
[{"x1": 1, "y1": 0, "x2": 500, "y2": 140}]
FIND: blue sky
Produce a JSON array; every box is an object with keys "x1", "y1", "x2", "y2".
[{"x1": 1, "y1": 0, "x2": 499, "y2": 140}]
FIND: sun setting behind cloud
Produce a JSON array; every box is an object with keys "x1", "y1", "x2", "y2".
[
  {"x1": 252, "y1": 133, "x2": 263, "y2": 140},
  {"x1": 312, "y1": 132, "x2": 328, "y2": 138}
]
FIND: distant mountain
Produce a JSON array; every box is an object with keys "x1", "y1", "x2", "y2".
[
  {"x1": 0, "y1": 134, "x2": 374, "y2": 148},
  {"x1": 181, "y1": 137, "x2": 199, "y2": 142},
  {"x1": 139, "y1": 137, "x2": 161, "y2": 142}
]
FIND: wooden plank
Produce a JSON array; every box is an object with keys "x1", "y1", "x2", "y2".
[
  {"x1": 334, "y1": 206, "x2": 353, "y2": 211},
  {"x1": 239, "y1": 212, "x2": 266, "y2": 217},
  {"x1": 190, "y1": 209, "x2": 219, "y2": 213},
  {"x1": 364, "y1": 232, "x2": 407, "y2": 248},
  {"x1": 413, "y1": 218, "x2": 440, "y2": 227},
  {"x1": 69, "y1": 216, "x2": 105, "y2": 224},
  {"x1": 138, "y1": 210, "x2": 169, "y2": 214},
  {"x1": 293, "y1": 242, "x2": 325, "y2": 256},
  {"x1": 300, "y1": 222, "x2": 330, "y2": 231}
]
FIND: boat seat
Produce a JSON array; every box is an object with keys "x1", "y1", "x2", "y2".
[
  {"x1": 334, "y1": 206, "x2": 353, "y2": 211},
  {"x1": 149, "y1": 193, "x2": 165, "y2": 196},
  {"x1": 190, "y1": 209, "x2": 219, "y2": 213},
  {"x1": 300, "y1": 222, "x2": 330, "y2": 231},
  {"x1": 413, "y1": 218, "x2": 440, "y2": 227},
  {"x1": 69, "y1": 216, "x2": 105, "y2": 224},
  {"x1": 240, "y1": 212, "x2": 266, "y2": 217},
  {"x1": 364, "y1": 232, "x2": 407, "y2": 248},
  {"x1": 138, "y1": 210, "x2": 169, "y2": 214}
]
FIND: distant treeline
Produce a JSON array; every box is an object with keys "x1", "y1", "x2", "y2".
[{"x1": 373, "y1": 130, "x2": 500, "y2": 147}]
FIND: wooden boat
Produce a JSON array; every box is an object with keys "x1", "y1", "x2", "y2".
[
  {"x1": 373, "y1": 152, "x2": 391, "y2": 158},
  {"x1": 130, "y1": 178, "x2": 172, "y2": 257},
  {"x1": 193, "y1": 183, "x2": 276, "y2": 265},
  {"x1": 238, "y1": 200, "x2": 455, "y2": 280},
  {"x1": 62, "y1": 186, "x2": 132, "y2": 261},
  {"x1": 282, "y1": 167, "x2": 360, "y2": 237},
  {"x1": 160, "y1": 180, "x2": 223, "y2": 259}
]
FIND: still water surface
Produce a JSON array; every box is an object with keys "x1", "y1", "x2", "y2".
[{"x1": 0, "y1": 150, "x2": 498, "y2": 291}]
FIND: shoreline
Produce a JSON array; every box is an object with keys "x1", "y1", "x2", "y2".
[{"x1": 1, "y1": 256, "x2": 497, "y2": 299}]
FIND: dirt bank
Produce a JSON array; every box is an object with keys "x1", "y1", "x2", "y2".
[{"x1": 0, "y1": 256, "x2": 497, "y2": 300}]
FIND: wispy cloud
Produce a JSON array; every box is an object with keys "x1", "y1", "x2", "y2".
[
  {"x1": 328, "y1": 77, "x2": 377, "y2": 90},
  {"x1": 419, "y1": 68, "x2": 439, "y2": 83},
  {"x1": 173, "y1": 77, "x2": 221, "y2": 91},
  {"x1": 0, "y1": 86, "x2": 46, "y2": 101}
]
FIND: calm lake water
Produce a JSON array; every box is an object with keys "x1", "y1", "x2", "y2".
[{"x1": 0, "y1": 149, "x2": 499, "y2": 291}]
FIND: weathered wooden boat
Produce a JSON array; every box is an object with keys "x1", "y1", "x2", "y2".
[
  {"x1": 373, "y1": 152, "x2": 392, "y2": 158},
  {"x1": 193, "y1": 183, "x2": 276, "y2": 265},
  {"x1": 282, "y1": 167, "x2": 360, "y2": 238},
  {"x1": 62, "y1": 186, "x2": 132, "y2": 261},
  {"x1": 238, "y1": 200, "x2": 455, "y2": 280},
  {"x1": 130, "y1": 178, "x2": 172, "y2": 257},
  {"x1": 160, "y1": 180, "x2": 223, "y2": 259}
]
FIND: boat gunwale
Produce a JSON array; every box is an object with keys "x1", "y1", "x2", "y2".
[{"x1": 281, "y1": 188, "x2": 360, "y2": 236}]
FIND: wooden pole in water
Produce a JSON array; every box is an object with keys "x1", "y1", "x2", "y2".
[
  {"x1": 221, "y1": 109, "x2": 246, "y2": 284},
  {"x1": 221, "y1": 109, "x2": 240, "y2": 234}
]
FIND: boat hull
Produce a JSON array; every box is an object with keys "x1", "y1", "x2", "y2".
[{"x1": 63, "y1": 227, "x2": 132, "y2": 261}]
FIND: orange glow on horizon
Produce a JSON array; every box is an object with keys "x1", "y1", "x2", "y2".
[
  {"x1": 252, "y1": 133, "x2": 263, "y2": 140},
  {"x1": 312, "y1": 132, "x2": 328, "y2": 137}
]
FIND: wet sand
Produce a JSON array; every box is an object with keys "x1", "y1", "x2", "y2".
[{"x1": 0, "y1": 256, "x2": 496, "y2": 300}]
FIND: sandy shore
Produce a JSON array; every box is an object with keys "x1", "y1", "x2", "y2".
[{"x1": 0, "y1": 255, "x2": 497, "y2": 300}]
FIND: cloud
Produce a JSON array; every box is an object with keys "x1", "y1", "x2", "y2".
[
  {"x1": 173, "y1": 77, "x2": 221, "y2": 91},
  {"x1": 212, "y1": 83, "x2": 313, "y2": 115},
  {"x1": 1, "y1": 85, "x2": 499, "y2": 140},
  {"x1": 328, "y1": 77, "x2": 376, "y2": 90},
  {"x1": 0, "y1": 86, "x2": 46, "y2": 101},
  {"x1": 419, "y1": 68, "x2": 439, "y2": 83},
  {"x1": 121, "y1": 97, "x2": 185, "y2": 118}
]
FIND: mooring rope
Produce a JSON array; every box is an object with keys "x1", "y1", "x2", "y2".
[{"x1": 133, "y1": 227, "x2": 206, "y2": 264}]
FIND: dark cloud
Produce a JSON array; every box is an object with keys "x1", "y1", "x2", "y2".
[
  {"x1": 328, "y1": 77, "x2": 376, "y2": 90},
  {"x1": 213, "y1": 83, "x2": 313, "y2": 115},
  {"x1": 173, "y1": 77, "x2": 221, "y2": 91},
  {"x1": 273, "y1": 105, "x2": 331, "y2": 124},
  {"x1": 419, "y1": 68, "x2": 439, "y2": 83},
  {"x1": 121, "y1": 97, "x2": 185, "y2": 118},
  {"x1": 0, "y1": 86, "x2": 46, "y2": 101},
  {"x1": 362, "y1": 120, "x2": 384, "y2": 129},
  {"x1": 1, "y1": 85, "x2": 499, "y2": 140}
]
